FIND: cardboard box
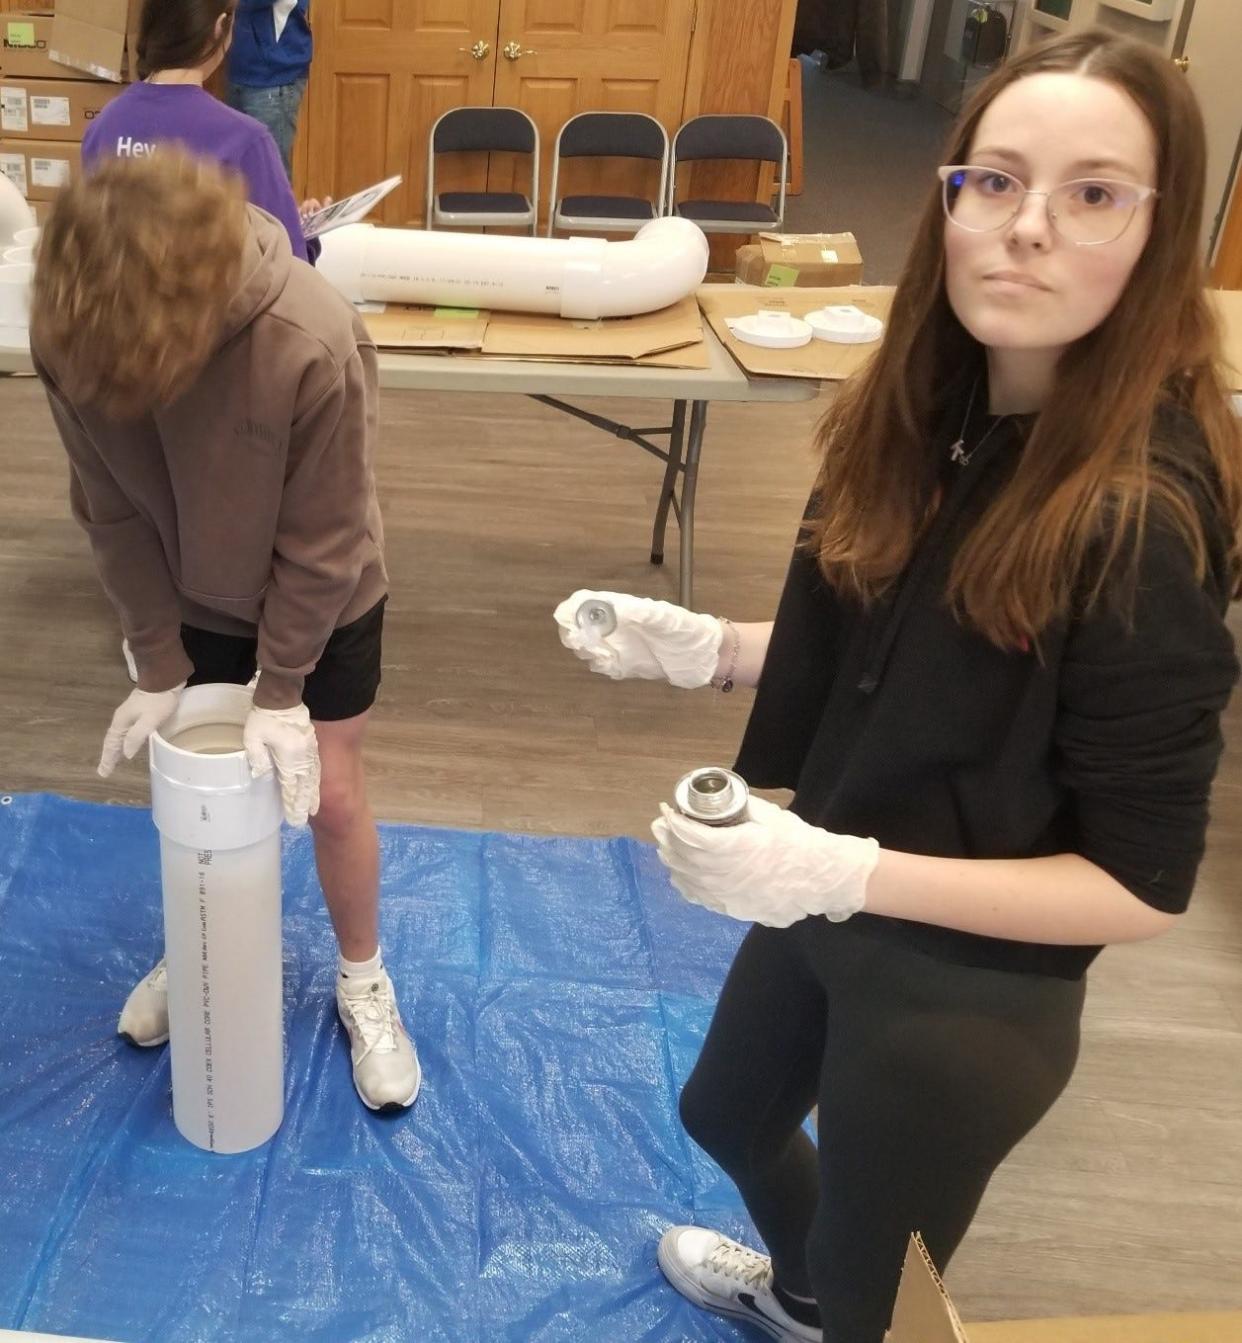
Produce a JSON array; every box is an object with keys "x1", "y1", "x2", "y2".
[
  {"x1": 0, "y1": 135, "x2": 80, "y2": 199},
  {"x1": 1, "y1": 76, "x2": 123, "y2": 139},
  {"x1": 50, "y1": 0, "x2": 141, "y2": 83},
  {"x1": 0, "y1": 13, "x2": 79, "y2": 80},
  {"x1": 888, "y1": 1236, "x2": 1242, "y2": 1343},
  {"x1": 735, "y1": 231, "x2": 863, "y2": 287},
  {"x1": 698, "y1": 282, "x2": 894, "y2": 381}
]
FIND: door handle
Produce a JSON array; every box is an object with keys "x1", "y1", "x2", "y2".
[
  {"x1": 502, "y1": 41, "x2": 538, "y2": 60},
  {"x1": 459, "y1": 39, "x2": 491, "y2": 60},
  {"x1": 1173, "y1": 55, "x2": 1189, "y2": 73}
]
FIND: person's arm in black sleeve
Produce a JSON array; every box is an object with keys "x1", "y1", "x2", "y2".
[
  {"x1": 863, "y1": 495, "x2": 1238, "y2": 944},
  {"x1": 1054, "y1": 501, "x2": 1238, "y2": 913}
]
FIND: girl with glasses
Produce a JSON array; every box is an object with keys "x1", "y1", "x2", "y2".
[{"x1": 555, "y1": 28, "x2": 1241, "y2": 1343}]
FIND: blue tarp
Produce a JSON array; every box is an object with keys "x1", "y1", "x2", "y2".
[{"x1": 0, "y1": 793, "x2": 765, "y2": 1342}]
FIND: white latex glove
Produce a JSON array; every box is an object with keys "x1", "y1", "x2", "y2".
[
  {"x1": 243, "y1": 703, "x2": 321, "y2": 827},
  {"x1": 98, "y1": 683, "x2": 185, "y2": 778},
  {"x1": 552, "y1": 589, "x2": 723, "y2": 689},
  {"x1": 650, "y1": 794, "x2": 879, "y2": 927}
]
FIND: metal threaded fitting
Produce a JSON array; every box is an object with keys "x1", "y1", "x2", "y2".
[{"x1": 673, "y1": 767, "x2": 750, "y2": 826}]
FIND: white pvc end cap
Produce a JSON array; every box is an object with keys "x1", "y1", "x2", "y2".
[
  {"x1": 730, "y1": 308, "x2": 814, "y2": 349},
  {"x1": 805, "y1": 304, "x2": 884, "y2": 345}
]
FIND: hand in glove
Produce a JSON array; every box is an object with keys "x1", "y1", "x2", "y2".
[
  {"x1": 98, "y1": 684, "x2": 185, "y2": 778},
  {"x1": 651, "y1": 794, "x2": 879, "y2": 927},
  {"x1": 243, "y1": 703, "x2": 321, "y2": 827},
  {"x1": 552, "y1": 589, "x2": 723, "y2": 689}
]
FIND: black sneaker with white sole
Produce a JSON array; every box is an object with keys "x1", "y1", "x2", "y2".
[{"x1": 657, "y1": 1225, "x2": 822, "y2": 1341}]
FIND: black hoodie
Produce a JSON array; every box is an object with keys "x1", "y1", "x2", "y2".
[{"x1": 735, "y1": 391, "x2": 1238, "y2": 979}]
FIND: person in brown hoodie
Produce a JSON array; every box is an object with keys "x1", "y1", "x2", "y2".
[{"x1": 30, "y1": 151, "x2": 420, "y2": 1114}]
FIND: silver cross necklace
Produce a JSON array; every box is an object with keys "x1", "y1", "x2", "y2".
[{"x1": 948, "y1": 378, "x2": 1010, "y2": 467}]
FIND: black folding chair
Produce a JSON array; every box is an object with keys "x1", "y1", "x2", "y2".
[
  {"x1": 668, "y1": 114, "x2": 788, "y2": 233},
  {"x1": 547, "y1": 111, "x2": 670, "y2": 236},
  {"x1": 426, "y1": 106, "x2": 540, "y2": 234}
]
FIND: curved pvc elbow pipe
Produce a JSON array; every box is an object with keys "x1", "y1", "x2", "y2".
[
  {"x1": 0, "y1": 172, "x2": 35, "y2": 251},
  {"x1": 316, "y1": 216, "x2": 709, "y2": 320}
]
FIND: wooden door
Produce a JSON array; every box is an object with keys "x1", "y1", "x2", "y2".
[
  {"x1": 489, "y1": 0, "x2": 698, "y2": 225},
  {"x1": 1179, "y1": 0, "x2": 1242, "y2": 262},
  {"x1": 305, "y1": 0, "x2": 503, "y2": 226}
]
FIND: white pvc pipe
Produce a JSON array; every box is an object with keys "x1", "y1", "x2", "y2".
[
  {"x1": 316, "y1": 215, "x2": 709, "y2": 320},
  {"x1": 149, "y1": 684, "x2": 284, "y2": 1155},
  {"x1": 0, "y1": 172, "x2": 35, "y2": 251}
]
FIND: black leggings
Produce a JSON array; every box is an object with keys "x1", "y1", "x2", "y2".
[{"x1": 679, "y1": 917, "x2": 1085, "y2": 1342}]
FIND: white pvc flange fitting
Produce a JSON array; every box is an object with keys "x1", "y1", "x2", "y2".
[
  {"x1": 805, "y1": 304, "x2": 884, "y2": 344},
  {"x1": 729, "y1": 309, "x2": 813, "y2": 349}
]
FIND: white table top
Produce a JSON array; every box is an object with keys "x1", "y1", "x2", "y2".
[{"x1": 0, "y1": 321, "x2": 819, "y2": 404}]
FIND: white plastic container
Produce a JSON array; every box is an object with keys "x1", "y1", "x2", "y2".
[
  {"x1": 149, "y1": 683, "x2": 285, "y2": 1154},
  {"x1": 0, "y1": 262, "x2": 32, "y2": 349},
  {"x1": 805, "y1": 303, "x2": 884, "y2": 344},
  {"x1": 728, "y1": 308, "x2": 814, "y2": 349}
]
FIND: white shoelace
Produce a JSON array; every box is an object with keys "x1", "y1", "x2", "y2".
[
  {"x1": 705, "y1": 1238, "x2": 771, "y2": 1290},
  {"x1": 340, "y1": 982, "x2": 399, "y2": 1060}
]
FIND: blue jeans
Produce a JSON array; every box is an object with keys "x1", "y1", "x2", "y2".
[{"x1": 227, "y1": 78, "x2": 308, "y2": 181}]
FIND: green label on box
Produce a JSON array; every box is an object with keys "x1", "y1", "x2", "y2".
[
  {"x1": 6, "y1": 22, "x2": 37, "y2": 46},
  {"x1": 763, "y1": 263, "x2": 799, "y2": 287},
  {"x1": 434, "y1": 306, "x2": 480, "y2": 319}
]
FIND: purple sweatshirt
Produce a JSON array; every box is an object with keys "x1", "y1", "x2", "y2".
[{"x1": 82, "y1": 82, "x2": 308, "y2": 263}]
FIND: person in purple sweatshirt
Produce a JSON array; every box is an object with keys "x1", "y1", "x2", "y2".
[{"x1": 83, "y1": 0, "x2": 312, "y2": 263}]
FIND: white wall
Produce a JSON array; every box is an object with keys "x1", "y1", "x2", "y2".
[{"x1": 1016, "y1": 0, "x2": 1192, "y2": 52}]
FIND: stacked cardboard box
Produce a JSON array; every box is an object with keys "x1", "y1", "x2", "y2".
[
  {"x1": 0, "y1": 3, "x2": 139, "y2": 220},
  {"x1": 735, "y1": 232, "x2": 864, "y2": 287}
]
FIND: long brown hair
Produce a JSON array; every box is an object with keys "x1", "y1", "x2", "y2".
[
  {"x1": 31, "y1": 152, "x2": 248, "y2": 420},
  {"x1": 807, "y1": 29, "x2": 1242, "y2": 649},
  {"x1": 137, "y1": 0, "x2": 237, "y2": 79}
]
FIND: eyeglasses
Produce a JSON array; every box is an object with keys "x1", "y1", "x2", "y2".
[{"x1": 938, "y1": 165, "x2": 1157, "y2": 246}]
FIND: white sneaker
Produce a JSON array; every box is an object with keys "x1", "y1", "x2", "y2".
[
  {"x1": 335, "y1": 969, "x2": 421, "y2": 1112},
  {"x1": 657, "y1": 1226, "x2": 822, "y2": 1342},
  {"x1": 118, "y1": 957, "x2": 169, "y2": 1047}
]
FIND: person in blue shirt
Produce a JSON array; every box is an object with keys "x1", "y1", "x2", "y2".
[{"x1": 227, "y1": 1, "x2": 313, "y2": 181}]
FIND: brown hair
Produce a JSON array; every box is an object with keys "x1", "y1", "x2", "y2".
[
  {"x1": 32, "y1": 151, "x2": 249, "y2": 420},
  {"x1": 137, "y1": 0, "x2": 237, "y2": 79},
  {"x1": 806, "y1": 29, "x2": 1242, "y2": 650}
]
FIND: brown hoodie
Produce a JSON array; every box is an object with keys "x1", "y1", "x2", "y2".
[{"x1": 31, "y1": 207, "x2": 387, "y2": 711}]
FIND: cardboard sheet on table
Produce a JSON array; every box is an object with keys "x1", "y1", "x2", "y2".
[
  {"x1": 1208, "y1": 289, "x2": 1242, "y2": 391},
  {"x1": 480, "y1": 296, "x2": 708, "y2": 368},
  {"x1": 698, "y1": 283, "x2": 895, "y2": 381},
  {"x1": 363, "y1": 304, "x2": 489, "y2": 352}
]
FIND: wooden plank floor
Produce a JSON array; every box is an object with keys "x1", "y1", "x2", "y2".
[{"x1": 1, "y1": 374, "x2": 1240, "y2": 1322}]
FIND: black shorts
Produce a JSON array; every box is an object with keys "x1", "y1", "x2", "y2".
[{"x1": 182, "y1": 597, "x2": 386, "y2": 722}]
